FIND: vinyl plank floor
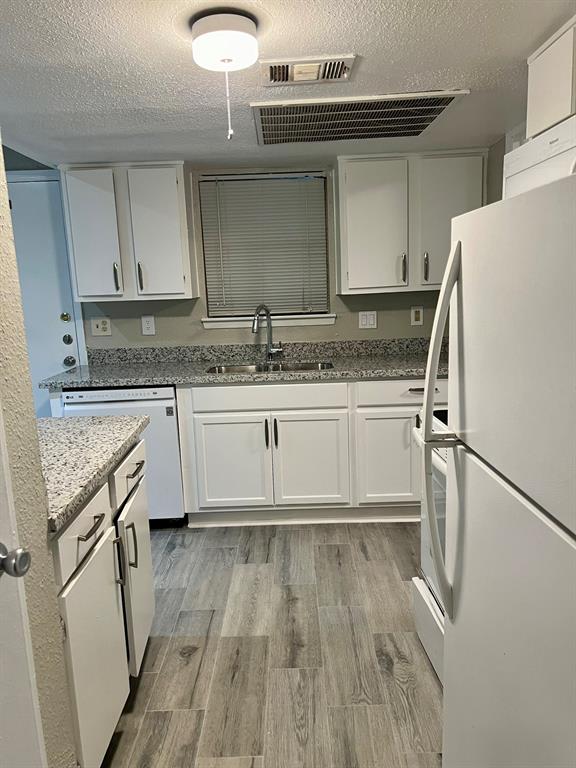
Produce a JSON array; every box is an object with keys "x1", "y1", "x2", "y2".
[
  {"x1": 357, "y1": 560, "x2": 415, "y2": 632},
  {"x1": 140, "y1": 588, "x2": 186, "y2": 674},
  {"x1": 274, "y1": 528, "x2": 316, "y2": 586},
  {"x1": 203, "y1": 526, "x2": 242, "y2": 548},
  {"x1": 328, "y1": 705, "x2": 398, "y2": 768},
  {"x1": 383, "y1": 523, "x2": 420, "y2": 581},
  {"x1": 373, "y1": 632, "x2": 442, "y2": 754},
  {"x1": 264, "y1": 668, "x2": 331, "y2": 768},
  {"x1": 198, "y1": 636, "x2": 269, "y2": 759},
  {"x1": 236, "y1": 526, "x2": 276, "y2": 564},
  {"x1": 319, "y1": 606, "x2": 383, "y2": 706},
  {"x1": 269, "y1": 584, "x2": 322, "y2": 669},
  {"x1": 154, "y1": 529, "x2": 206, "y2": 588},
  {"x1": 102, "y1": 673, "x2": 157, "y2": 768},
  {"x1": 148, "y1": 609, "x2": 222, "y2": 711},
  {"x1": 196, "y1": 759, "x2": 263, "y2": 767},
  {"x1": 150, "y1": 530, "x2": 171, "y2": 573},
  {"x1": 127, "y1": 709, "x2": 204, "y2": 768},
  {"x1": 181, "y1": 547, "x2": 236, "y2": 611},
  {"x1": 312, "y1": 523, "x2": 350, "y2": 544},
  {"x1": 397, "y1": 755, "x2": 442, "y2": 768},
  {"x1": 315, "y1": 544, "x2": 363, "y2": 607},
  {"x1": 221, "y1": 564, "x2": 274, "y2": 636},
  {"x1": 348, "y1": 523, "x2": 391, "y2": 562}
]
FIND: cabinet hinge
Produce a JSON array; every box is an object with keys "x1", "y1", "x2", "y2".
[{"x1": 59, "y1": 615, "x2": 67, "y2": 642}]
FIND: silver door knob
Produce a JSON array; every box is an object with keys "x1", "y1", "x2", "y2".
[{"x1": 0, "y1": 543, "x2": 31, "y2": 578}]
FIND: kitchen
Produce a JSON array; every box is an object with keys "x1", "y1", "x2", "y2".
[{"x1": 0, "y1": 2, "x2": 575, "y2": 767}]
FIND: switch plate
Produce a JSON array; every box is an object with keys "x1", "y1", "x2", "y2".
[
  {"x1": 359, "y1": 311, "x2": 378, "y2": 329},
  {"x1": 90, "y1": 318, "x2": 111, "y2": 336},
  {"x1": 141, "y1": 315, "x2": 156, "y2": 336},
  {"x1": 411, "y1": 306, "x2": 424, "y2": 326}
]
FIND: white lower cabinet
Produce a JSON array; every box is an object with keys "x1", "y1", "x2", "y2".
[
  {"x1": 59, "y1": 527, "x2": 129, "y2": 768},
  {"x1": 272, "y1": 410, "x2": 350, "y2": 505},
  {"x1": 355, "y1": 408, "x2": 420, "y2": 504}
]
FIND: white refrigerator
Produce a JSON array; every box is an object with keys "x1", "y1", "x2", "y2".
[{"x1": 419, "y1": 173, "x2": 576, "y2": 767}]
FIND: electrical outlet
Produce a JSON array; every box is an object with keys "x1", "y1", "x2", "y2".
[
  {"x1": 90, "y1": 318, "x2": 111, "y2": 336},
  {"x1": 359, "y1": 311, "x2": 377, "y2": 329},
  {"x1": 411, "y1": 306, "x2": 424, "y2": 326},
  {"x1": 141, "y1": 315, "x2": 156, "y2": 336}
]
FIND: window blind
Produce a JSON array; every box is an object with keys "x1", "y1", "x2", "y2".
[{"x1": 199, "y1": 175, "x2": 329, "y2": 317}]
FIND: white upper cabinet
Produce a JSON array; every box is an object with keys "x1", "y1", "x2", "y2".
[
  {"x1": 62, "y1": 163, "x2": 198, "y2": 301},
  {"x1": 337, "y1": 152, "x2": 484, "y2": 294}
]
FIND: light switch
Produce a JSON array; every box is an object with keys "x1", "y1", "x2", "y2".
[
  {"x1": 90, "y1": 318, "x2": 111, "y2": 336},
  {"x1": 359, "y1": 311, "x2": 377, "y2": 329},
  {"x1": 411, "y1": 306, "x2": 424, "y2": 326},
  {"x1": 141, "y1": 315, "x2": 156, "y2": 336}
]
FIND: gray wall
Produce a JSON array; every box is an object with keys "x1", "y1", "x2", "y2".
[
  {"x1": 487, "y1": 137, "x2": 506, "y2": 204},
  {"x1": 2, "y1": 145, "x2": 50, "y2": 171},
  {"x1": 0, "y1": 140, "x2": 76, "y2": 767}
]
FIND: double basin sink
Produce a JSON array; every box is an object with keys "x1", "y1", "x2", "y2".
[{"x1": 206, "y1": 361, "x2": 334, "y2": 374}]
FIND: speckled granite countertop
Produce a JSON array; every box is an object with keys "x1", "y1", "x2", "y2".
[
  {"x1": 39, "y1": 353, "x2": 447, "y2": 391},
  {"x1": 38, "y1": 415, "x2": 149, "y2": 534}
]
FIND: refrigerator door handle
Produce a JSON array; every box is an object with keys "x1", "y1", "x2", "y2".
[{"x1": 423, "y1": 240, "x2": 461, "y2": 444}]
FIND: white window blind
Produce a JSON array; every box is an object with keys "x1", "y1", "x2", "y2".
[{"x1": 199, "y1": 174, "x2": 329, "y2": 317}]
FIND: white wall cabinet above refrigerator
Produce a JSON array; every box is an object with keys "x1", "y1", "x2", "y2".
[
  {"x1": 337, "y1": 152, "x2": 485, "y2": 294},
  {"x1": 61, "y1": 162, "x2": 199, "y2": 301}
]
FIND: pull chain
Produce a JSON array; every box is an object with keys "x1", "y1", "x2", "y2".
[{"x1": 225, "y1": 71, "x2": 234, "y2": 140}]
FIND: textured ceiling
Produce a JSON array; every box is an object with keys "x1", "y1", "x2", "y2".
[{"x1": 0, "y1": 0, "x2": 574, "y2": 166}]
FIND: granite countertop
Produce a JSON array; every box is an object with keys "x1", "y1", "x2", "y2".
[
  {"x1": 39, "y1": 352, "x2": 447, "y2": 391},
  {"x1": 38, "y1": 415, "x2": 149, "y2": 534}
]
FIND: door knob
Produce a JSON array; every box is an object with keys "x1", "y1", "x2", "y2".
[
  {"x1": 63, "y1": 356, "x2": 77, "y2": 367},
  {"x1": 0, "y1": 543, "x2": 31, "y2": 578}
]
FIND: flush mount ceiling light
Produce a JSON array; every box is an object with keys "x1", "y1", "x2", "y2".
[{"x1": 190, "y1": 11, "x2": 259, "y2": 140}]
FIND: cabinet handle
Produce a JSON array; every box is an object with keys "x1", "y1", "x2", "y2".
[
  {"x1": 113, "y1": 536, "x2": 127, "y2": 586},
  {"x1": 127, "y1": 460, "x2": 145, "y2": 479},
  {"x1": 264, "y1": 419, "x2": 269, "y2": 449},
  {"x1": 273, "y1": 418, "x2": 279, "y2": 448},
  {"x1": 77, "y1": 513, "x2": 105, "y2": 542},
  {"x1": 113, "y1": 262, "x2": 121, "y2": 292},
  {"x1": 401, "y1": 253, "x2": 407, "y2": 284},
  {"x1": 423, "y1": 251, "x2": 429, "y2": 282},
  {"x1": 408, "y1": 386, "x2": 439, "y2": 394},
  {"x1": 126, "y1": 522, "x2": 139, "y2": 568},
  {"x1": 137, "y1": 261, "x2": 144, "y2": 291}
]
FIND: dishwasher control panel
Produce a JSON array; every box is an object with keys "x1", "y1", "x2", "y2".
[{"x1": 62, "y1": 387, "x2": 175, "y2": 403}]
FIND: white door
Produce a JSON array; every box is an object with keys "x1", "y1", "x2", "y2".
[
  {"x1": 355, "y1": 408, "x2": 420, "y2": 504},
  {"x1": 0, "y1": 409, "x2": 47, "y2": 768},
  {"x1": 194, "y1": 412, "x2": 274, "y2": 507},
  {"x1": 416, "y1": 155, "x2": 483, "y2": 286},
  {"x1": 342, "y1": 158, "x2": 408, "y2": 290},
  {"x1": 127, "y1": 167, "x2": 186, "y2": 296},
  {"x1": 8, "y1": 176, "x2": 84, "y2": 416},
  {"x1": 59, "y1": 526, "x2": 129, "y2": 768},
  {"x1": 271, "y1": 410, "x2": 350, "y2": 505},
  {"x1": 116, "y1": 478, "x2": 155, "y2": 676},
  {"x1": 443, "y1": 446, "x2": 576, "y2": 768},
  {"x1": 64, "y1": 169, "x2": 123, "y2": 297}
]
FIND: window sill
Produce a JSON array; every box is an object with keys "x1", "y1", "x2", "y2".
[{"x1": 201, "y1": 313, "x2": 337, "y2": 330}]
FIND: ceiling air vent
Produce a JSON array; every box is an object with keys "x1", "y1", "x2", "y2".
[
  {"x1": 251, "y1": 90, "x2": 469, "y2": 145},
  {"x1": 261, "y1": 55, "x2": 356, "y2": 86}
]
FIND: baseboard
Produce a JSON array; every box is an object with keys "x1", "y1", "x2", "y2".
[{"x1": 187, "y1": 505, "x2": 420, "y2": 527}]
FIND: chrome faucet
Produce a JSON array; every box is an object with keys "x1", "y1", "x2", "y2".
[{"x1": 251, "y1": 304, "x2": 283, "y2": 360}]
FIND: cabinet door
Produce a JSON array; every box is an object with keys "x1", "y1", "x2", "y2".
[
  {"x1": 59, "y1": 527, "x2": 129, "y2": 768},
  {"x1": 194, "y1": 412, "x2": 274, "y2": 507},
  {"x1": 117, "y1": 478, "x2": 155, "y2": 677},
  {"x1": 65, "y1": 169, "x2": 123, "y2": 297},
  {"x1": 272, "y1": 410, "x2": 350, "y2": 505},
  {"x1": 341, "y1": 158, "x2": 408, "y2": 290},
  {"x1": 416, "y1": 155, "x2": 483, "y2": 286},
  {"x1": 355, "y1": 408, "x2": 420, "y2": 504},
  {"x1": 128, "y1": 167, "x2": 186, "y2": 295}
]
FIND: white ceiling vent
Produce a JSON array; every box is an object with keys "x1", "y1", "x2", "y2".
[
  {"x1": 251, "y1": 90, "x2": 469, "y2": 145},
  {"x1": 261, "y1": 55, "x2": 356, "y2": 86}
]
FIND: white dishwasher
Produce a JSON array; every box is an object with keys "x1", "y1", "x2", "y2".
[{"x1": 61, "y1": 387, "x2": 185, "y2": 520}]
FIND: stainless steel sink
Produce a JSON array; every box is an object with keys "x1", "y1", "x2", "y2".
[{"x1": 206, "y1": 361, "x2": 334, "y2": 374}]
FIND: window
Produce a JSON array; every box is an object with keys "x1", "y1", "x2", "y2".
[{"x1": 199, "y1": 173, "x2": 329, "y2": 317}]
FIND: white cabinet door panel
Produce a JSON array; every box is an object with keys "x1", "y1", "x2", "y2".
[
  {"x1": 343, "y1": 158, "x2": 408, "y2": 290},
  {"x1": 356, "y1": 409, "x2": 419, "y2": 504},
  {"x1": 59, "y1": 527, "x2": 129, "y2": 768},
  {"x1": 117, "y1": 478, "x2": 155, "y2": 677},
  {"x1": 65, "y1": 169, "x2": 123, "y2": 297},
  {"x1": 194, "y1": 412, "x2": 274, "y2": 507},
  {"x1": 128, "y1": 167, "x2": 186, "y2": 295},
  {"x1": 272, "y1": 410, "x2": 350, "y2": 505}
]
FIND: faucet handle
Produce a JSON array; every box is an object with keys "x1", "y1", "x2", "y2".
[{"x1": 269, "y1": 340, "x2": 283, "y2": 358}]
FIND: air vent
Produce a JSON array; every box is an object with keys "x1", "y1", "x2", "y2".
[
  {"x1": 261, "y1": 55, "x2": 356, "y2": 86},
  {"x1": 251, "y1": 91, "x2": 469, "y2": 145}
]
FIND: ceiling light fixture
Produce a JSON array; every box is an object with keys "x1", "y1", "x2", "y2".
[{"x1": 191, "y1": 11, "x2": 259, "y2": 140}]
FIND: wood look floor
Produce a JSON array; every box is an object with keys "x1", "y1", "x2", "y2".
[{"x1": 104, "y1": 522, "x2": 442, "y2": 768}]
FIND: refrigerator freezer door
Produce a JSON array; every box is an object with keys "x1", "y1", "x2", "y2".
[
  {"x1": 449, "y1": 174, "x2": 576, "y2": 534},
  {"x1": 443, "y1": 447, "x2": 576, "y2": 768}
]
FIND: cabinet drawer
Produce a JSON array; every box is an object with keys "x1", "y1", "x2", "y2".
[
  {"x1": 109, "y1": 440, "x2": 146, "y2": 510},
  {"x1": 53, "y1": 483, "x2": 111, "y2": 588},
  {"x1": 356, "y1": 379, "x2": 448, "y2": 407},
  {"x1": 192, "y1": 383, "x2": 348, "y2": 413}
]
